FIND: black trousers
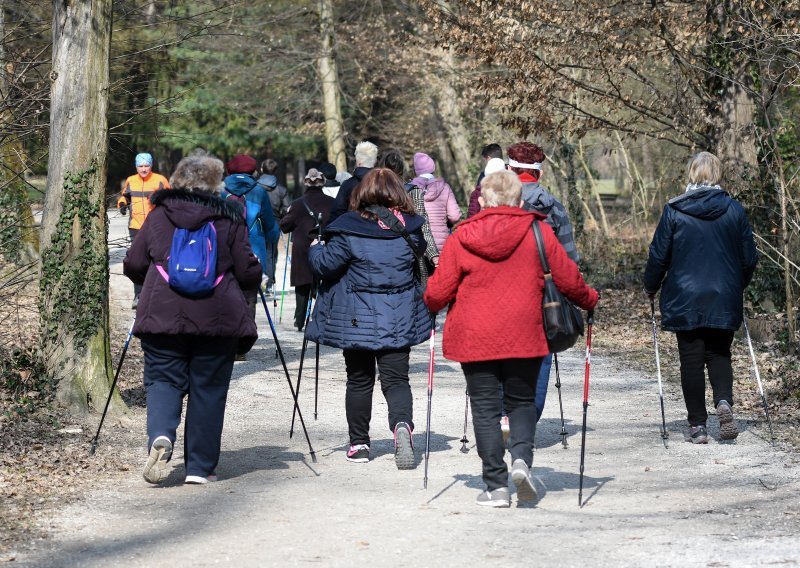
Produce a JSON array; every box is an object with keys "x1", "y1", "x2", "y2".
[
  {"x1": 462, "y1": 357, "x2": 543, "y2": 491},
  {"x1": 295, "y1": 284, "x2": 312, "y2": 330},
  {"x1": 141, "y1": 334, "x2": 238, "y2": 477},
  {"x1": 675, "y1": 328, "x2": 735, "y2": 426},
  {"x1": 343, "y1": 347, "x2": 413, "y2": 446},
  {"x1": 129, "y1": 228, "x2": 142, "y2": 298}
]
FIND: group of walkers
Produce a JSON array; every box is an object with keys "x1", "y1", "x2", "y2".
[{"x1": 117, "y1": 142, "x2": 757, "y2": 506}]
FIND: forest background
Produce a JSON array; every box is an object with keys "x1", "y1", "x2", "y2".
[{"x1": 0, "y1": 0, "x2": 799, "y2": 549}]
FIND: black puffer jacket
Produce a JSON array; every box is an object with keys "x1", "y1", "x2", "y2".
[
  {"x1": 123, "y1": 189, "x2": 262, "y2": 351},
  {"x1": 643, "y1": 186, "x2": 758, "y2": 331}
]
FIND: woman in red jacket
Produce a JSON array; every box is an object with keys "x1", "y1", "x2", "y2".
[{"x1": 424, "y1": 170, "x2": 598, "y2": 508}]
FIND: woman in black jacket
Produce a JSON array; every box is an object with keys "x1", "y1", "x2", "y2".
[
  {"x1": 644, "y1": 152, "x2": 758, "y2": 444},
  {"x1": 124, "y1": 156, "x2": 262, "y2": 485}
]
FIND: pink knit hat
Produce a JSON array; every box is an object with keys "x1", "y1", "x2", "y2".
[{"x1": 413, "y1": 152, "x2": 435, "y2": 175}]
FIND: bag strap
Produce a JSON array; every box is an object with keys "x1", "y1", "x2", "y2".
[
  {"x1": 532, "y1": 220, "x2": 552, "y2": 276},
  {"x1": 366, "y1": 205, "x2": 423, "y2": 259}
]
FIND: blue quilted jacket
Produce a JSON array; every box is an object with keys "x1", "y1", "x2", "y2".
[{"x1": 305, "y1": 211, "x2": 433, "y2": 350}]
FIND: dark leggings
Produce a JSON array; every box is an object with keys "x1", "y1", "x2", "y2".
[
  {"x1": 343, "y1": 348, "x2": 413, "y2": 446},
  {"x1": 462, "y1": 357, "x2": 543, "y2": 491},
  {"x1": 676, "y1": 328, "x2": 735, "y2": 426}
]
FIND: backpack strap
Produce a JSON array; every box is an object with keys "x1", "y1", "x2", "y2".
[{"x1": 366, "y1": 205, "x2": 423, "y2": 259}]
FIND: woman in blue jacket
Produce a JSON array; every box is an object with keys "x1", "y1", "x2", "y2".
[
  {"x1": 644, "y1": 152, "x2": 758, "y2": 444},
  {"x1": 306, "y1": 168, "x2": 432, "y2": 469}
]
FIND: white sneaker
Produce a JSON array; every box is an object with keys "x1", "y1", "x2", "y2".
[
  {"x1": 500, "y1": 416, "x2": 510, "y2": 445},
  {"x1": 142, "y1": 436, "x2": 172, "y2": 484},
  {"x1": 184, "y1": 474, "x2": 218, "y2": 485}
]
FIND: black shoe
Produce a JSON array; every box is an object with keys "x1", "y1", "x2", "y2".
[
  {"x1": 687, "y1": 424, "x2": 708, "y2": 444},
  {"x1": 717, "y1": 400, "x2": 739, "y2": 440},
  {"x1": 394, "y1": 422, "x2": 415, "y2": 470}
]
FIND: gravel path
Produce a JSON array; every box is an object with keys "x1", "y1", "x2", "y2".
[{"x1": 17, "y1": 214, "x2": 800, "y2": 567}]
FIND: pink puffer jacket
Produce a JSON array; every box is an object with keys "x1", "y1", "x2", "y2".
[{"x1": 410, "y1": 176, "x2": 461, "y2": 253}]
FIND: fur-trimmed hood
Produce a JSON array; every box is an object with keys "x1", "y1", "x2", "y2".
[{"x1": 150, "y1": 187, "x2": 244, "y2": 230}]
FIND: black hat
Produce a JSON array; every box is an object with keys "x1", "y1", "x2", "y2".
[{"x1": 318, "y1": 162, "x2": 337, "y2": 181}]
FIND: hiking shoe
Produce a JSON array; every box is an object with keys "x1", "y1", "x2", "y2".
[
  {"x1": 687, "y1": 424, "x2": 708, "y2": 444},
  {"x1": 717, "y1": 400, "x2": 739, "y2": 440},
  {"x1": 346, "y1": 444, "x2": 370, "y2": 463},
  {"x1": 185, "y1": 474, "x2": 218, "y2": 485},
  {"x1": 511, "y1": 459, "x2": 538, "y2": 501},
  {"x1": 500, "y1": 415, "x2": 510, "y2": 441},
  {"x1": 476, "y1": 487, "x2": 511, "y2": 508},
  {"x1": 394, "y1": 422, "x2": 415, "y2": 470},
  {"x1": 142, "y1": 436, "x2": 172, "y2": 484}
]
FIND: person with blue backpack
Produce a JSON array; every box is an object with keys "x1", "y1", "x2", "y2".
[
  {"x1": 123, "y1": 156, "x2": 262, "y2": 485},
  {"x1": 223, "y1": 154, "x2": 279, "y2": 298},
  {"x1": 222, "y1": 155, "x2": 278, "y2": 360}
]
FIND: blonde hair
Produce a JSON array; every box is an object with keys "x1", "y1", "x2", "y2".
[
  {"x1": 480, "y1": 170, "x2": 522, "y2": 207},
  {"x1": 169, "y1": 156, "x2": 225, "y2": 195},
  {"x1": 354, "y1": 141, "x2": 378, "y2": 168},
  {"x1": 688, "y1": 152, "x2": 722, "y2": 186}
]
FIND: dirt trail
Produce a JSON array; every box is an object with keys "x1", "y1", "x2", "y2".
[{"x1": 15, "y1": 214, "x2": 800, "y2": 567}]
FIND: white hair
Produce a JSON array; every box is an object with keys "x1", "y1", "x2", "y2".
[{"x1": 354, "y1": 141, "x2": 378, "y2": 168}]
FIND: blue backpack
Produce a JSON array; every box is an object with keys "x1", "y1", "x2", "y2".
[{"x1": 156, "y1": 222, "x2": 224, "y2": 297}]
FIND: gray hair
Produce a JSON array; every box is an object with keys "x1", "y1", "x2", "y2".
[
  {"x1": 354, "y1": 141, "x2": 378, "y2": 168},
  {"x1": 688, "y1": 152, "x2": 722, "y2": 186},
  {"x1": 169, "y1": 156, "x2": 225, "y2": 195},
  {"x1": 480, "y1": 170, "x2": 522, "y2": 208}
]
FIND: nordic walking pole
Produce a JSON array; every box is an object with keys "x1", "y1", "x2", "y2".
[
  {"x1": 424, "y1": 320, "x2": 436, "y2": 489},
  {"x1": 278, "y1": 233, "x2": 291, "y2": 323},
  {"x1": 553, "y1": 353, "x2": 568, "y2": 449},
  {"x1": 578, "y1": 309, "x2": 594, "y2": 507},
  {"x1": 314, "y1": 340, "x2": 320, "y2": 420},
  {"x1": 89, "y1": 318, "x2": 135, "y2": 456},
  {"x1": 459, "y1": 389, "x2": 470, "y2": 453},
  {"x1": 650, "y1": 298, "x2": 669, "y2": 448},
  {"x1": 290, "y1": 296, "x2": 315, "y2": 438},
  {"x1": 259, "y1": 288, "x2": 317, "y2": 462},
  {"x1": 743, "y1": 317, "x2": 776, "y2": 445}
]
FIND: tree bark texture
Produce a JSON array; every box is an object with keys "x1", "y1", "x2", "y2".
[
  {"x1": 317, "y1": 0, "x2": 346, "y2": 172},
  {"x1": 39, "y1": 0, "x2": 121, "y2": 414},
  {"x1": 0, "y1": 7, "x2": 39, "y2": 265},
  {"x1": 429, "y1": 49, "x2": 473, "y2": 203}
]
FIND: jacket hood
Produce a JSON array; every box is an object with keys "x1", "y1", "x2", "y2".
[
  {"x1": 256, "y1": 174, "x2": 278, "y2": 189},
  {"x1": 520, "y1": 182, "x2": 555, "y2": 215},
  {"x1": 352, "y1": 166, "x2": 371, "y2": 181},
  {"x1": 410, "y1": 176, "x2": 450, "y2": 200},
  {"x1": 151, "y1": 188, "x2": 244, "y2": 230},
  {"x1": 457, "y1": 206, "x2": 542, "y2": 260},
  {"x1": 326, "y1": 210, "x2": 425, "y2": 238},
  {"x1": 224, "y1": 173, "x2": 259, "y2": 196},
  {"x1": 668, "y1": 187, "x2": 732, "y2": 220}
]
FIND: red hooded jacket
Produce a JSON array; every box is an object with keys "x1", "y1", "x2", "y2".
[{"x1": 424, "y1": 206, "x2": 598, "y2": 363}]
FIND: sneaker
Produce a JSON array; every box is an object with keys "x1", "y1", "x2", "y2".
[
  {"x1": 717, "y1": 400, "x2": 739, "y2": 440},
  {"x1": 142, "y1": 436, "x2": 172, "y2": 484},
  {"x1": 687, "y1": 424, "x2": 709, "y2": 444},
  {"x1": 476, "y1": 487, "x2": 511, "y2": 508},
  {"x1": 500, "y1": 416, "x2": 510, "y2": 445},
  {"x1": 185, "y1": 474, "x2": 218, "y2": 485},
  {"x1": 511, "y1": 459, "x2": 538, "y2": 501},
  {"x1": 394, "y1": 422, "x2": 415, "y2": 470},
  {"x1": 346, "y1": 444, "x2": 370, "y2": 463},
  {"x1": 234, "y1": 353, "x2": 247, "y2": 362}
]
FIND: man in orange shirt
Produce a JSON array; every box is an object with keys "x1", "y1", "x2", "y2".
[{"x1": 118, "y1": 153, "x2": 170, "y2": 308}]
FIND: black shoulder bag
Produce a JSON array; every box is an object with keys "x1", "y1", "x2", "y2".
[{"x1": 532, "y1": 221, "x2": 584, "y2": 352}]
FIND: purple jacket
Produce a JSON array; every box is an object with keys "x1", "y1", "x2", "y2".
[
  {"x1": 410, "y1": 176, "x2": 461, "y2": 252},
  {"x1": 123, "y1": 189, "x2": 262, "y2": 352}
]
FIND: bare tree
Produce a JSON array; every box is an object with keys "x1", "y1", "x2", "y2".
[{"x1": 38, "y1": 0, "x2": 121, "y2": 413}]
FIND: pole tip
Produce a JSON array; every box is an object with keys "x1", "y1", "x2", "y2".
[
  {"x1": 310, "y1": 452, "x2": 318, "y2": 464},
  {"x1": 89, "y1": 442, "x2": 97, "y2": 456}
]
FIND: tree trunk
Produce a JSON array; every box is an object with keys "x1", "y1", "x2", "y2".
[
  {"x1": 429, "y1": 49, "x2": 473, "y2": 203},
  {"x1": 556, "y1": 137, "x2": 584, "y2": 238},
  {"x1": 39, "y1": 0, "x2": 121, "y2": 414},
  {"x1": 317, "y1": 0, "x2": 346, "y2": 172},
  {"x1": 0, "y1": 6, "x2": 39, "y2": 265}
]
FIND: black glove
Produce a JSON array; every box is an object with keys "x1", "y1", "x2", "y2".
[{"x1": 119, "y1": 204, "x2": 128, "y2": 216}]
